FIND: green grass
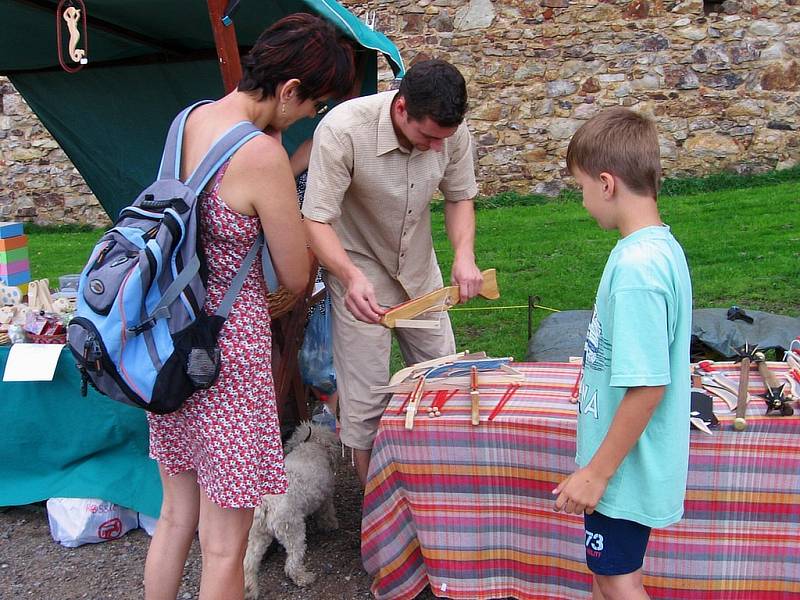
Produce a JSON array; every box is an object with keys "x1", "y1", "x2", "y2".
[
  {"x1": 27, "y1": 226, "x2": 106, "y2": 287},
  {"x1": 434, "y1": 180, "x2": 800, "y2": 360},
  {"x1": 25, "y1": 179, "x2": 800, "y2": 363},
  {"x1": 432, "y1": 165, "x2": 800, "y2": 211}
]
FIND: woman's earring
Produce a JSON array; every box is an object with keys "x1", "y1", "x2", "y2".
[{"x1": 281, "y1": 103, "x2": 286, "y2": 114}]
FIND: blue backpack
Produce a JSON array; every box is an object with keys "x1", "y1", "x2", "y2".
[{"x1": 67, "y1": 102, "x2": 278, "y2": 414}]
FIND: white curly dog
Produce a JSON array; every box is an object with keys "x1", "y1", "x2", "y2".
[{"x1": 243, "y1": 420, "x2": 339, "y2": 598}]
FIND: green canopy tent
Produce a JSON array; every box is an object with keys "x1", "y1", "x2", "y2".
[{"x1": 1, "y1": 0, "x2": 404, "y2": 219}]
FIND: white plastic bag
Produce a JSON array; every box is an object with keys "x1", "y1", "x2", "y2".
[
  {"x1": 138, "y1": 512, "x2": 159, "y2": 536},
  {"x1": 46, "y1": 497, "x2": 138, "y2": 548}
]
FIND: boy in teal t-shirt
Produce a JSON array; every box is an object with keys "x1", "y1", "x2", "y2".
[{"x1": 553, "y1": 107, "x2": 693, "y2": 599}]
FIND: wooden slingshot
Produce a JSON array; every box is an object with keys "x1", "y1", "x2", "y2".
[{"x1": 380, "y1": 268, "x2": 500, "y2": 329}]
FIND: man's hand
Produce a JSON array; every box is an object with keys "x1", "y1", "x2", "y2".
[
  {"x1": 552, "y1": 466, "x2": 609, "y2": 515},
  {"x1": 451, "y1": 257, "x2": 483, "y2": 303},
  {"x1": 344, "y1": 271, "x2": 385, "y2": 324}
]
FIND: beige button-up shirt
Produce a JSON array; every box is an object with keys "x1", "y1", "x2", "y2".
[{"x1": 302, "y1": 91, "x2": 478, "y2": 302}]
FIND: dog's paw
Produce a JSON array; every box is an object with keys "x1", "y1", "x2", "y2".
[
  {"x1": 244, "y1": 582, "x2": 260, "y2": 600},
  {"x1": 288, "y1": 568, "x2": 317, "y2": 587}
]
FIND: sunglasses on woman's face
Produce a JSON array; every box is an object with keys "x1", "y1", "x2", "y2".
[{"x1": 314, "y1": 101, "x2": 329, "y2": 116}]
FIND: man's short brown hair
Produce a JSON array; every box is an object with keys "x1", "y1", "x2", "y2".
[{"x1": 566, "y1": 107, "x2": 662, "y2": 198}]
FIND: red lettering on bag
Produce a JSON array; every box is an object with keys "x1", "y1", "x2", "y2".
[{"x1": 98, "y1": 518, "x2": 123, "y2": 539}]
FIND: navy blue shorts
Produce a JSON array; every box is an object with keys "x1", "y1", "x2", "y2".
[{"x1": 583, "y1": 510, "x2": 651, "y2": 576}]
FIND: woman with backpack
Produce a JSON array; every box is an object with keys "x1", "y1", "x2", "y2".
[{"x1": 143, "y1": 14, "x2": 355, "y2": 600}]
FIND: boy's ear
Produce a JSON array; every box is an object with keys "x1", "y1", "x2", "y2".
[{"x1": 599, "y1": 172, "x2": 615, "y2": 200}]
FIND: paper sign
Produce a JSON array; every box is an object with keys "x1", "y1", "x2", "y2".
[{"x1": 2, "y1": 343, "x2": 64, "y2": 381}]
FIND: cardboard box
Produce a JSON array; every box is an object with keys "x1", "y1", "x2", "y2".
[
  {"x1": 0, "y1": 235, "x2": 28, "y2": 252},
  {"x1": 0, "y1": 259, "x2": 30, "y2": 276},
  {"x1": 0, "y1": 247, "x2": 29, "y2": 264},
  {"x1": 0, "y1": 270, "x2": 30, "y2": 286},
  {"x1": 0, "y1": 222, "x2": 23, "y2": 239}
]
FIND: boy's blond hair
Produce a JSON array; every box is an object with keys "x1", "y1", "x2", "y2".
[{"x1": 566, "y1": 107, "x2": 662, "y2": 199}]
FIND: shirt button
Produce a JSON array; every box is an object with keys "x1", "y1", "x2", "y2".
[
  {"x1": 410, "y1": 183, "x2": 415, "y2": 188},
  {"x1": 400, "y1": 253, "x2": 405, "y2": 258},
  {"x1": 407, "y1": 210, "x2": 412, "y2": 215}
]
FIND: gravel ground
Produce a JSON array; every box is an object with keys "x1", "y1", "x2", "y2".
[{"x1": 0, "y1": 453, "x2": 437, "y2": 600}]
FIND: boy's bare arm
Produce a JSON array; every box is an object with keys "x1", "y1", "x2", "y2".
[{"x1": 553, "y1": 385, "x2": 665, "y2": 515}]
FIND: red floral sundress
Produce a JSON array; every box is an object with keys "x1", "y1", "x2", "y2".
[{"x1": 147, "y1": 161, "x2": 287, "y2": 507}]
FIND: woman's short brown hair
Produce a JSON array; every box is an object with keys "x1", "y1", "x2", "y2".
[
  {"x1": 566, "y1": 107, "x2": 662, "y2": 198},
  {"x1": 239, "y1": 13, "x2": 355, "y2": 102}
]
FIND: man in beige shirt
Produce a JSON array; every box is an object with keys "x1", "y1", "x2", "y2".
[{"x1": 302, "y1": 59, "x2": 483, "y2": 485}]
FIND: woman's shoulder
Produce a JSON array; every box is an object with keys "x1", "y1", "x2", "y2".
[{"x1": 231, "y1": 132, "x2": 289, "y2": 173}]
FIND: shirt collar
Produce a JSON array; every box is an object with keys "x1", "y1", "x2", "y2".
[{"x1": 376, "y1": 91, "x2": 407, "y2": 156}]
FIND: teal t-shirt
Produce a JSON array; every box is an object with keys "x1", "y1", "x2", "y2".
[{"x1": 576, "y1": 225, "x2": 693, "y2": 528}]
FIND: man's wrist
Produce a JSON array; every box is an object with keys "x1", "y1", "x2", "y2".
[
  {"x1": 452, "y1": 249, "x2": 476, "y2": 264},
  {"x1": 340, "y1": 264, "x2": 364, "y2": 288}
]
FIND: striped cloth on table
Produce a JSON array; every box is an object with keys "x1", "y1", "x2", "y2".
[{"x1": 361, "y1": 362, "x2": 800, "y2": 600}]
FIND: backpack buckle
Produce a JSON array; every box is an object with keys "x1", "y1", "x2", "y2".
[
  {"x1": 83, "y1": 336, "x2": 102, "y2": 371},
  {"x1": 127, "y1": 319, "x2": 155, "y2": 335}
]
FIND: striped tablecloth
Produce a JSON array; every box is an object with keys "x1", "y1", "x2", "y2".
[{"x1": 361, "y1": 362, "x2": 800, "y2": 600}]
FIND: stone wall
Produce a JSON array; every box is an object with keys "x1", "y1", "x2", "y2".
[
  {"x1": 0, "y1": 79, "x2": 110, "y2": 227},
  {"x1": 345, "y1": 0, "x2": 799, "y2": 196},
  {"x1": 1, "y1": 0, "x2": 798, "y2": 224}
]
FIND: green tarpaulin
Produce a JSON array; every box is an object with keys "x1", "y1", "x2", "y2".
[{"x1": 1, "y1": 0, "x2": 404, "y2": 219}]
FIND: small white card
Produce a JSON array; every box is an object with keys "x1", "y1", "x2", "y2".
[{"x1": 2, "y1": 343, "x2": 65, "y2": 382}]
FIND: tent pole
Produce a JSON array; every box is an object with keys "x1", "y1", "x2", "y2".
[{"x1": 206, "y1": 0, "x2": 243, "y2": 93}]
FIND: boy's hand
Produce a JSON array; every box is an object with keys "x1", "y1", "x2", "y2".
[{"x1": 552, "y1": 466, "x2": 609, "y2": 515}]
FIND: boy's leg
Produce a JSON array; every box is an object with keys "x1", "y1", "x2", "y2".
[
  {"x1": 584, "y1": 511, "x2": 651, "y2": 600},
  {"x1": 593, "y1": 571, "x2": 648, "y2": 600}
]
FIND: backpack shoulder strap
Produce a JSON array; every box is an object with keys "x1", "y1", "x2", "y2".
[
  {"x1": 157, "y1": 101, "x2": 262, "y2": 194},
  {"x1": 142, "y1": 105, "x2": 280, "y2": 325},
  {"x1": 184, "y1": 121, "x2": 262, "y2": 194},
  {"x1": 183, "y1": 120, "x2": 278, "y2": 292},
  {"x1": 157, "y1": 100, "x2": 212, "y2": 182}
]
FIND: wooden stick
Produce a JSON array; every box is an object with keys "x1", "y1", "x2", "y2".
[
  {"x1": 755, "y1": 357, "x2": 787, "y2": 394},
  {"x1": 404, "y1": 376, "x2": 426, "y2": 430},
  {"x1": 487, "y1": 383, "x2": 520, "y2": 421},
  {"x1": 733, "y1": 357, "x2": 750, "y2": 431},
  {"x1": 392, "y1": 318, "x2": 441, "y2": 329},
  {"x1": 470, "y1": 366, "x2": 480, "y2": 426}
]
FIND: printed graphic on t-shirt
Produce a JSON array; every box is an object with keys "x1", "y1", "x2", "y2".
[
  {"x1": 578, "y1": 382, "x2": 599, "y2": 419},
  {"x1": 583, "y1": 308, "x2": 610, "y2": 372}
]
